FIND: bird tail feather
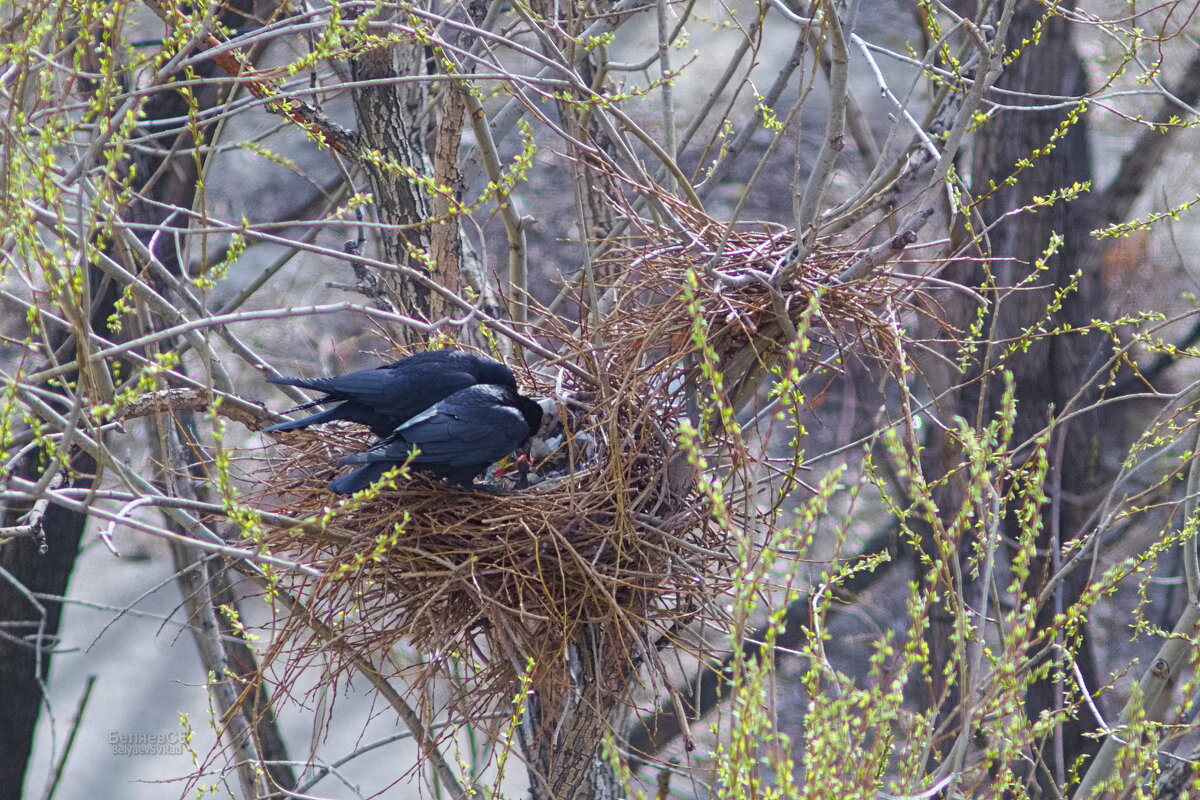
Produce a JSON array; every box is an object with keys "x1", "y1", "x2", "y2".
[
  {"x1": 327, "y1": 463, "x2": 391, "y2": 494},
  {"x1": 262, "y1": 406, "x2": 342, "y2": 433}
]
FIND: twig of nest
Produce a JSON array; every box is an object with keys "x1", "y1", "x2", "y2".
[
  {"x1": 247, "y1": 211, "x2": 909, "y2": 714},
  {"x1": 254, "y1": 383, "x2": 726, "y2": 711}
]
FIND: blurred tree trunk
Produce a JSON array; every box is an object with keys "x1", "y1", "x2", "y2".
[
  {"x1": 0, "y1": 467, "x2": 95, "y2": 800},
  {"x1": 923, "y1": 1, "x2": 1109, "y2": 790},
  {"x1": 0, "y1": 4, "x2": 289, "y2": 797}
]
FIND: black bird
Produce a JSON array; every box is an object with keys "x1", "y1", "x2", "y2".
[
  {"x1": 327, "y1": 383, "x2": 544, "y2": 494},
  {"x1": 263, "y1": 349, "x2": 516, "y2": 437}
]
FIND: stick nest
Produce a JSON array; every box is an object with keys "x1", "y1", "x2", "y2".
[{"x1": 252, "y1": 215, "x2": 905, "y2": 711}]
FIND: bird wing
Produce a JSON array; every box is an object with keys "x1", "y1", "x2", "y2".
[
  {"x1": 350, "y1": 386, "x2": 528, "y2": 467},
  {"x1": 267, "y1": 351, "x2": 514, "y2": 417},
  {"x1": 403, "y1": 405, "x2": 529, "y2": 468},
  {"x1": 290, "y1": 365, "x2": 484, "y2": 415}
]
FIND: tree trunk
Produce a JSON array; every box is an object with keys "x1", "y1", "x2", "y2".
[
  {"x1": 0, "y1": 3, "x2": 278, "y2": 795},
  {"x1": 925, "y1": 0, "x2": 1111, "y2": 790},
  {"x1": 0, "y1": 457, "x2": 95, "y2": 800},
  {"x1": 519, "y1": 625, "x2": 625, "y2": 800},
  {"x1": 344, "y1": 7, "x2": 464, "y2": 333}
]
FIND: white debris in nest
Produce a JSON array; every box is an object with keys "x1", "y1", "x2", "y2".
[{"x1": 485, "y1": 394, "x2": 600, "y2": 489}]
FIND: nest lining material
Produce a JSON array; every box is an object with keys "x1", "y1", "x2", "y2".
[
  {"x1": 257, "y1": 388, "x2": 722, "y2": 706},
  {"x1": 251, "y1": 221, "x2": 900, "y2": 708}
]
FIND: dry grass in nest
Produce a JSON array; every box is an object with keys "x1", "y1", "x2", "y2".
[
  {"x1": 255, "y1": 384, "x2": 725, "y2": 711},
  {"x1": 555, "y1": 210, "x2": 906, "y2": 392},
  {"x1": 249, "y1": 215, "x2": 907, "y2": 713}
]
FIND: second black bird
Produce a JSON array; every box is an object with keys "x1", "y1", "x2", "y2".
[
  {"x1": 327, "y1": 383, "x2": 544, "y2": 494},
  {"x1": 263, "y1": 349, "x2": 516, "y2": 437}
]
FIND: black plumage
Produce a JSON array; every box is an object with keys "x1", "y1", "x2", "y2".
[
  {"x1": 327, "y1": 383, "x2": 544, "y2": 494},
  {"x1": 263, "y1": 349, "x2": 516, "y2": 437}
]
